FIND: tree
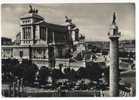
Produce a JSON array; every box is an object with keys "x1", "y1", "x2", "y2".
[
  {"x1": 13, "y1": 60, "x2": 38, "y2": 85},
  {"x1": 2, "y1": 59, "x2": 18, "y2": 74},
  {"x1": 77, "y1": 67, "x2": 87, "y2": 79},
  {"x1": 63, "y1": 68, "x2": 71, "y2": 79},
  {"x1": 23, "y1": 63, "x2": 38, "y2": 85},
  {"x1": 38, "y1": 66, "x2": 50, "y2": 85},
  {"x1": 69, "y1": 69, "x2": 77, "y2": 81},
  {"x1": 2, "y1": 59, "x2": 18, "y2": 83},
  {"x1": 86, "y1": 62, "x2": 103, "y2": 80},
  {"x1": 51, "y1": 68, "x2": 63, "y2": 80},
  {"x1": 63, "y1": 68, "x2": 77, "y2": 80},
  {"x1": 103, "y1": 67, "x2": 109, "y2": 85}
]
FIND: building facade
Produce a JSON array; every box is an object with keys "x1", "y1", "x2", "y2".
[{"x1": 1, "y1": 5, "x2": 86, "y2": 70}]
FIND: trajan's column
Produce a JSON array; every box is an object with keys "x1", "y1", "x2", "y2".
[{"x1": 108, "y1": 12, "x2": 121, "y2": 96}]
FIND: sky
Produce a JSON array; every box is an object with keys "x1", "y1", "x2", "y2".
[{"x1": 1, "y1": 3, "x2": 135, "y2": 41}]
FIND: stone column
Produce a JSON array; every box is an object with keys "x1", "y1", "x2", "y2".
[
  {"x1": 108, "y1": 12, "x2": 121, "y2": 97},
  {"x1": 20, "y1": 26, "x2": 24, "y2": 45},
  {"x1": 109, "y1": 37, "x2": 119, "y2": 96},
  {"x1": 29, "y1": 45, "x2": 32, "y2": 61}
]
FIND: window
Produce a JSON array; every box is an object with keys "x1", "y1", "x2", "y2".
[
  {"x1": 22, "y1": 19, "x2": 30, "y2": 24},
  {"x1": 40, "y1": 27, "x2": 46, "y2": 41},
  {"x1": 23, "y1": 27, "x2": 31, "y2": 39}
]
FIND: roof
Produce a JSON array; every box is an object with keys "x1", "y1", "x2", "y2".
[
  {"x1": 47, "y1": 23, "x2": 68, "y2": 32},
  {"x1": 20, "y1": 13, "x2": 44, "y2": 20},
  {"x1": 34, "y1": 20, "x2": 47, "y2": 24},
  {"x1": 33, "y1": 20, "x2": 68, "y2": 32}
]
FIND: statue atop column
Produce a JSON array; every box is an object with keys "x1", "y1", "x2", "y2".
[
  {"x1": 65, "y1": 16, "x2": 76, "y2": 29},
  {"x1": 65, "y1": 16, "x2": 85, "y2": 41},
  {"x1": 65, "y1": 16, "x2": 72, "y2": 23},
  {"x1": 108, "y1": 12, "x2": 121, "y2": 97},
  {"x1": 28, "y1": 5, "x2": 38, "y2": 14},
  {"x1": 112, "y1": 12, "x2": 116, "y2": 24}
]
